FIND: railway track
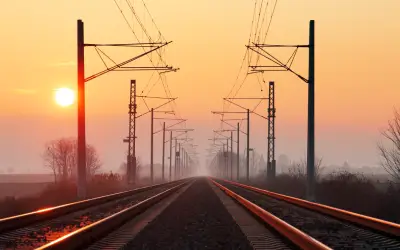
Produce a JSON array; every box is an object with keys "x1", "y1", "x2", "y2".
[
  {"x1": 211, "y1": 178, "x2": 400, "y2": 250},
  {"x1": 0, "y1": 179, "x2": 191, "y2": 250},
  {"x1": 2, "y1": 177, "x2": 399, "y2": 249}
]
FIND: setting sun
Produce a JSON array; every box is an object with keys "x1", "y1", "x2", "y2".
[{"x1": 55, "y1": 88, "x2": 75, "y2": 107}]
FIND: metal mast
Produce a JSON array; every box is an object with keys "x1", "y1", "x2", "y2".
[
  {"x1": 267, "y1": 81, "x2": 276, "y2": 179},
  {"x1": 247, "y1": 20, "x2": 316, "y2": 200},
  {"x1": 76, "y1": 19, "x2": 177, "y2": 198},
  {"x1": 237, "y1": 122, "x2": 240, "y2": 180},
  {"x1": 162, "y1": 122, "x2": 166, "y2": 181},
  {"x1": 150, "y1": 108, "x2": 154, "y2": 183},
  {"x1": 126, "y1": 80, "x2": 137, "y2": 185},
  {"x1": 77, "y1": 20, "x2": 86, "y2": 199}
]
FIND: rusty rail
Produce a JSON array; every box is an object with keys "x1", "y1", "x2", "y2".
[
  {"x1": 210, "y1": 178, "x2": 331, "y2": 250},
  {"x1": 216, "y1": 178, "x2": 400, "y2": 237},
  {"x1": 0, "y1": 178, "x2": 189, "y2": 233},
  {"x1": 36, "y1": 180, "x2": 191, "y2": 250}
]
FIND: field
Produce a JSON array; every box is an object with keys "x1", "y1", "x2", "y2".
[{"x1": 0, "y1": 174, "x2": 53, "y2": 199}]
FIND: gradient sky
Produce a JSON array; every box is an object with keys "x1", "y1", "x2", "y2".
[{"x1": 1, "y1": 1, "x2": 399, "y2": 173}]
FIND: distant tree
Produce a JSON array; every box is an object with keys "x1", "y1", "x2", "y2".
[
  {"x1": 378, "y1": 108, "x2": 400, "y2": 183},
  {"x1": 342, "y1": 160, "x2": 350, "y2": 169},
  {"x1": 43, "y1": 138, "x2": 72, "y2": 182},
  {"x1": 288, "y1": 157, "x2": 324, "y2": 181},
  {"x1": 43, "y1": 138, "x2": 102, "y2": 182},
  {"x1": 277, "y1": 154, "x2": 290, "y2": 173},
  {"x1": 43, "y1": 146, "x2": 57, "y2": 183},
  {"x1": 119, "y1": 157, "x2": 142, "y2": 177},
  {"x1": 259, "y1": 155, "x2": 266, "y2": 171},
  {"x1": 85, "y1": 145, "x2": 102, "y2": 177}
]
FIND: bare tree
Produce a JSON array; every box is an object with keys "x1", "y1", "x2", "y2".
[
  {"x1": 43, "y1": 137, "x2": 102, "y2": 181},
  {"x1": 86, "y1": 145, "x2": 102, "y2": 177},
  {"x1": 288, "y1": 157, "x2": 324, "y2": 181},
  {"x1": 43, "y1": 146, "x2": 57, "y2": 183},
  {"x1": 378, "y1": 108, "x2": 400, "y2": 183},
  {"x1": 43, "y1": 138, "x2": 72, "y2": 182}
]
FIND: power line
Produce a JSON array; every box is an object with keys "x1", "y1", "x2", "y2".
[{"x1": 113, "y1": 0, "x2": 181, "y2": 121}]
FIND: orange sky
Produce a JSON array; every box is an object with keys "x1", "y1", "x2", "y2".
[{"x1": 1, "y1": 1, "x2": 399, "y2": 173}]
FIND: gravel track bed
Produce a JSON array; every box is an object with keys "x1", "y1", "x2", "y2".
[
  {"x1": 0, "y1": 183, "x2": 179, "y2": 250},
  {"x1": 125, "y1": 178, "x2": 253, "y2": 250},
  {"x1": 219, "y1": 181, "x2": 400, "y2": 249}
]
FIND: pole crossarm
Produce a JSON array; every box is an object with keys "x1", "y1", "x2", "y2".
[
  {"x1": 252, "y1": 44, "x2": 309, "y2": 48},
  {"x1": 213, "y1": 131, "x2": 230, "y2": 139},
  {"x1": 224, "y1": 97, "x2": 269, "y2": 100},
  {"x1": 137, "y1": 96, "x2": 176, "y2": 99},
  {"x1": 177, "y1": 138, "x2": 194, "y2": 144},
  {"x1": 153, "y1": 118, "x2": 186, "y2": 134},
  {"x1": 208, "y1": 142, "x2": 225, "y2": 147},
  {"x1": 153, "y1": 118, "x2": 186, "y2": 120},
  {"x1": 165, "y1": 131, "x2": 188, "y2": 142},
  {"x1": 85, "y1": 42, "x2": 167, "y2": 47},
  {"x1": 153, "y1": 110, "x2": 175, "y2": 113},
  {"x1": 213, "y1": 130, "x2": 237, "y2": 141},
  {"x1": 163, "y1": 119, "x2": 187, "y2": 132},
  {"x1": 212, "y1": 111, "x2": 248, "y2": 114},
  {"x1": 165, "y1": 135, "x2": 187, "y2": 143},
  {"x1": 220, "y1": 120, "x2": 247, "y2": 135},
  {"x1": 223, "y1": 99, "x2": 268, "y2": 120},
  {"x1": 223, "y1": 98, "x2": 249, "y2": 112},
  {"x1": 208, "y1": 138, "x2": 229, "y2": 141},
  {"x1": 247, "y1": 44, "x2": 308, "y2": 83},
  {"x1": 115, "y1": 66, "x2": 175, "y2": 71},
  {"x1": 160, "y1": 68, "x2": 180, "y2": 74},
  {"x1": 166, "y1": 129, "x2": 194, "y2": 132},
  {"x1": 221, "y1": 118, "x2": 246, "y2": 121},
  {"x1": 85, "y1": 41, "x2": 171, "y2": 82},
  {"x1": 136, "y1": 98, "x2": 177, "y2": 118}
]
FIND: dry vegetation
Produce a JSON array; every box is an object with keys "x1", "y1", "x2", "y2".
[
  {"x1": 0, "y1": 172, "x2": 125, "y2": 218},
  {"x1": 252, "y1": 171, "x2": 400, "y2": 224}
]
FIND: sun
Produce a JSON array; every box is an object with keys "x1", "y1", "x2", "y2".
[{"x1": 55, "y1": 88, "x2": 75, "y2": 107}]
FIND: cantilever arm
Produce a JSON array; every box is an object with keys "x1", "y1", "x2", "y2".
[
  {"x1": 85, "y1": 42, "x2": 171, "y2": 82},
  {"x1": 136, "y1": 98, "x2": 177, "y2": 119},
  {"x1": 220, "y1": 120, "x2": 247, "y2": 135}
]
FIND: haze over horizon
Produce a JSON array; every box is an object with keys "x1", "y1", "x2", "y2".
[{"x1": 1, "y1": 1, "x2": 399, "y2": 174}]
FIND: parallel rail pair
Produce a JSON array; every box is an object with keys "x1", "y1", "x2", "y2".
[
  {"x1": 0, "y1": 179, "x2": 192, "y2": 249},
  {"x1": 211, "y1": 178, "x2": 400, "y2": 250}
]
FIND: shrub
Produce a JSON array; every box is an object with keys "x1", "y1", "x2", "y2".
[
  {"x1": 250, "y1": 171, "x2": 400, "y2": 223},
  {"x1": 317, "y1": 171, "x2": 379, "y2": 216},
  {"x1": 0, "y1": 172, "x2": 126, "y2": 218}
]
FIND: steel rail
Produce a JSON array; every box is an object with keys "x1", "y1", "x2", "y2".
[
  {"x1": 209, "y1": 178, "x2": 331, "y2": 250},
  {"x1": 37, "y1": 180, "x2": 192, "y2": 250},
  {"x1": 0, "y1": 179, "x2": 188, "y2": 233},
  {"x1": 217, "y1": 178, "x2": 400, "y2": 237}
]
